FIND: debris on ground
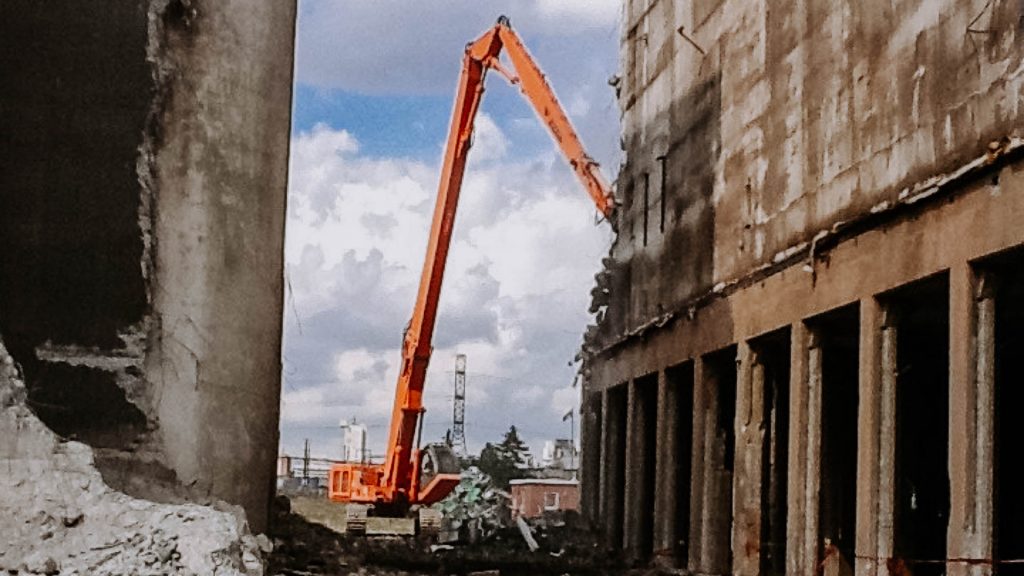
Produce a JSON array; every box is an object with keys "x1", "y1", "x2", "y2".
[
  {"x1": 515, "y1": 516, "x2": 539, "y2": 552},
  {"x1": 0, "y1": 338, "x2": 266, "y2": 576},
  {"x1": 433, "y1": 467, "x2": 510, "y2": 543},
  {"x1": 271, "y1": 492, "x2": 625, "y2": 576}
]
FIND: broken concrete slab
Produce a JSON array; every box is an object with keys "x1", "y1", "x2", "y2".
[{"x1": 0, "y1": 339, "x2": 266, "y2": 576}]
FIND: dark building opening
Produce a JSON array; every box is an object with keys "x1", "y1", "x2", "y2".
[
  {"x1": 607, "y1": 384, "x2": 629, "y2": 549},
  {"x1": 813, "y1": 305, "x2": 859, "y2": 564},
  {"x1": 26, "y1": 363, "x2": 147, "y2": 449},
  {"x1": 667, "y1": 362, "x2": 694, "y2": 561},
  {"x1": 753, "y1": 329, "x2": 791, "y2": 576},
  {"x1": 989, "y1": 254, "x2": 1024, "y2": 576},
  {"x1": 889, "y1": 275, "x2": 950, "y2": 576},
  {"x1": 0, "y1": 1, "x2": 153, "y2": 447},
  {"x1": 584, "y1": 391, "x2": 604, "y2": 520},
  {"x1": 703, "y1": 345, "x2": 737, "y2": 573},
  {"x1": 633, "y1": 373, "x2": 658, "y2": 559}
]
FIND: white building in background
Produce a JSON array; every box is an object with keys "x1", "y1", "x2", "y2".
[
  {"x1": 541, "y1": 438, "x2": 577, "y2": 471},
  {"x1": 340, "y1": 419, "x2": 367, "y2": 463}
]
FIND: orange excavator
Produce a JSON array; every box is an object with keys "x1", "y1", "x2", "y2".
[{"x1": 327, "y1": 16, "x2": 614, "y2": 528}]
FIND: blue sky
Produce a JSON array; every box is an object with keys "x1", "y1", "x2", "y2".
[{"x1": 281, "y1": 0, "x2": 622, "y2": 461}]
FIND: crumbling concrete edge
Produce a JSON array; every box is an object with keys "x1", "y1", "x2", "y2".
[{"x1": 0, "y1": 335, "x2": 269, "y2": 575}]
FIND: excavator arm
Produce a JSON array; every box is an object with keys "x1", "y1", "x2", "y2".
[{"x1": 328, "y1": 16, "x2": 614, "y2": 513}]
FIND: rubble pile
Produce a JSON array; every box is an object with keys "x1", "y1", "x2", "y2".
[
  {"x1": 433, "y1": 467, "x2": 510, "y2": 542},
  {"x1": 0, "y1": 339, "x2": 267, "y2": 576}
]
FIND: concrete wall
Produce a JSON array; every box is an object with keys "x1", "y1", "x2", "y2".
[
  {"x1": 0, "y1": 0, "x2": 295, "y2": 532},
  {"x1": 595, "y1": 0, "x2": 1024, "y2": 342},
  {"x1": 583, "y1": 0, "x2": 1024, "y2": 571}
]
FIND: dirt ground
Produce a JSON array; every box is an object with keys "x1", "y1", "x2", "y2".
[{"x1": 267, "y1": 496, "x2": 650, "y2": 576}]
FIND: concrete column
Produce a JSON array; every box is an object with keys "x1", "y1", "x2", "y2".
[
  {"x1": 733, "y1": 342, "x2": 764, "y2": 576},
  {"x1": 855, "y1": 298, "x2": 883, "y2": 576},
  {"x1": 788, "y1": 324, "x2": 824, "y2": 576},
  {"x1": 947, "y1": 263, "x2": 994, "y2": 576},
  {"x1": 147, "y1": 1, "x2": 296, "y2": 532},
  {"x1": 971, "y1": 274, "x2": 996, "y2": 574},
  {"x1": 690, "y1": 357, "x2": 708, "y2": 573},
  {"x1": 804, "y1": 330, "x2": 823, "y2": 576},
  {"x1": 654, "y1": 369, "x2": 680, "y2": 566},
  {"x1": 877, "y1": 310, "x2": 897, "y2": 575},
  {"x1": 787, "y1": 322, "x2": 810, "y2": 576}
]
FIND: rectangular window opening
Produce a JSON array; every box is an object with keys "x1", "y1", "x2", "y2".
[
  {"x1": 666, "y1": 361, "x2": 694, "y2": 561},
  {"x1": 752, "y1": 329, "x2": 791, "y2": 576},
  {"x1": 544, "y1": 492, "x2": 560, "y2": 510},
  {"x1": 810, "y1": 304, "x2": 860, "y2": 566},
  {"x1": 607, "y1": 384, "x2": 628, "y2": 549},
  {"x1": 634, "y1": 373, "x2": 658, "y2": 559},
  {"x1": 702, "y1": 346, "x2": 737, "y2": 573},
  {"x1": 887, "y1": 275, "x2": 950, "y2": 576}
]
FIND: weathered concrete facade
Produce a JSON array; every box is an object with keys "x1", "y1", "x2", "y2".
[
  {"x1": 0, "y1": 0, "x2": 295, "y2": 532},
  {"x1": 582, "y1": 0, "x2": 1024, "y2": 573}
]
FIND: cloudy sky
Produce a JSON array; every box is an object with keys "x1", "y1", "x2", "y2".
[{"x1": 281, "y1": 0, "x2": 622, "y2": 462}]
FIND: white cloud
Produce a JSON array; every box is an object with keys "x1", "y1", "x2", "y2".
[
  {"x1": 469, "y1": 114, "x2": 508, "y2": 163},
  {"x1": 281, "y1": 124, "x2": 612, "y2": 458},
  {"x1": 550, "y1": 386, "x2": 581, "y2": 420}
]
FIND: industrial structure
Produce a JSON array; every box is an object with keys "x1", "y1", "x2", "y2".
[
  {"x1": 580, "y1": 0, "x2": 1024, "y2": 574},
  {"x1": 451, "y1": 354, "x2": 469, "y2": 457}
]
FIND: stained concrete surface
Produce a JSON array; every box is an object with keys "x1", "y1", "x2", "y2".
[
  {"x1": 593, "y1": 0, "x2": 1024, "y2": 347},
  {"x1": 0, "y1": 0, "x2": 295, "y2": 533},
  {"x1": 583, "y1": 1, "x2": 1024, "y2": 571}
]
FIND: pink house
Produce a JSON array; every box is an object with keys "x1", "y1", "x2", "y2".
[{"x1": 509, "y1": 478, "x2": 579, "y2": 519}]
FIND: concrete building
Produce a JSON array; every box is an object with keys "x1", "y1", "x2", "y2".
[
  {"x1": 0, "y1": 0, "x2": 295, "y2": 534},
  {"x1": 341, "y1": 419, "x2": 369, "y2": 463},
  {"x1": 581, "y1": 0, "x2": 1024, "y2": 573}
]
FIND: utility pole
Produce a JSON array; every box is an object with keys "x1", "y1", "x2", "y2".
[
  {"x1": 302, "y1": 438, "x2": 310, "y2": 481},
  {"x1": 451, "y1": 354, "x2": 468, "y2": 456}
]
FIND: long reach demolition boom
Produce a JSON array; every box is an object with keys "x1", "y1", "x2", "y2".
[{"x1": 327, "y1": 16, "x2": 615, "y2": 518}]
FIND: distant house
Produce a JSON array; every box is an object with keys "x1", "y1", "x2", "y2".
[{"x1": 509, "y1": 478, "x2": 579, "y2": 519}]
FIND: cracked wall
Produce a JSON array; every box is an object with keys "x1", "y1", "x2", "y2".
[{"x1": 0, "y1": 0, "x2": 295, "y2": 532}]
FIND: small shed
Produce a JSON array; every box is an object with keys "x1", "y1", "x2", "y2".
[{"x1": 509, "y1": 478, "x2": 579, "y2": 519}]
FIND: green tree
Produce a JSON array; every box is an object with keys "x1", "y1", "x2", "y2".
[{"x1": 476, "y1": 425, "x2": 531, "y2": 488}]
